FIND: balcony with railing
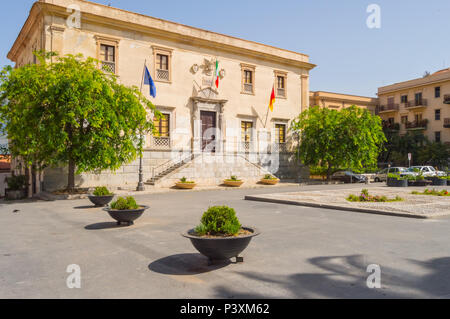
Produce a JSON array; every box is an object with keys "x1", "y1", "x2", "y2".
[
  {"x1": 382, "y1": 121, "x2": 400, "y2": 132},
  {"x1": 405, "y1": 119, "x2": 428, "y2": 130},
  {"x1": 376, "y1": 104, "x2": 399, "y2": 114},
  {"x1": 444, "y1": 118, "x2": 450, "y2": 128},
  {"x1": 277, "y1": 88, "x2": 286, "y2": 98},
  {"x1": 406, "y1": 99, "x2": 428, "y2": 109},
  {"x1": 243, "y1": 83, "x2": 254, "y2": 94},
  {"x1": 156, "y1": 69, "x2": 170, "y2": 81},
  {"x1": 271, "y1": 143, "x2": 288, "y2": 153},
  {"x1": 150, "y1": 136, "x2": 171, "y2": 150},
  {"x1": 101, "y1": 61, "x2": 115, "y2": 74},
  {"x1": 444, "y1": 95, "x2": 450, "y2": 105},
  {"x1": 240, "y1": 141, "x2": 253, "y2": 153}
]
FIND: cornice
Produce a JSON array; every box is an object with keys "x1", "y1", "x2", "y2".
[
  {"x1": 7, "y1": 2, "x2": 43, "y2": 62},
  {"x1": 378, "y1": 75, "x2": 450, "y2": 95},
  {"x1": 191, "y1": 96, "x2": 228, "y2": 104}
]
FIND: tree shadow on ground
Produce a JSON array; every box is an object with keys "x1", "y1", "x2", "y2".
[
  {"x1": 149, "y1": 253, "x2": 230, "y2": 275},
  {"x1": 213, "y1": 255, "x2": 450, "y2": 299},
  {"x1": 84, "y1": 222, "x2": 131, "y2": 230}
]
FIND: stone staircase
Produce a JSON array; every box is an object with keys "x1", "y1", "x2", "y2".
[
  {"x1": 145, "y1": 153, "x2": 197, "y2": 186},
  {"x1": 148, "y1": 153, "x2": 273, "y2": 188}
]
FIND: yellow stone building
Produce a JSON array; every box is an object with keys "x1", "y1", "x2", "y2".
[
  {"x1": 309, "y1": 91, "x2": 378, "y2": 114},
  {"x1": 377, "y1": 68, "x2": 450, "y2": 144},
  {"x1": 7, "y1": 0, "x2": 316, "y2": 191}
]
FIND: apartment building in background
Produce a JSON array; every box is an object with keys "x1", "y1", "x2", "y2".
[
  {"x1": 309, "y1": 91, "x2": 378, "y2": 114},
  {"x1": 377, "y1": 68, "x2": 450, "y2": 144}
]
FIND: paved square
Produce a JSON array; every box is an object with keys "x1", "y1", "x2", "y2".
[{"x1": 1, "y1": 184, "x2": 450, "y2": 298}]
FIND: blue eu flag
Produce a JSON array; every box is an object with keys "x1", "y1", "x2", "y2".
[{"x1": 144, "y1": 65, "x2": 156, "y2": 98}]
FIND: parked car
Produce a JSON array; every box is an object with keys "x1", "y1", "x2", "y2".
[
  {"x1": 331, "y1": 171, "x2": 367, "y2": 183},
  {"x1": 374, "y1": 167, "x2": 408, "y2": 182},
  {"x1": 408, "y1": 166, "x2": 446, "y2": 177}
]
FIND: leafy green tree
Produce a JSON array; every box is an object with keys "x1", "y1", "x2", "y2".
[
  {"x1": 379, "y1": 131, "x2": 427, "y2": 166},
  {"x1": 417, "y1": 142, "x2": 450, "y2": 169},
  {"x1": 0, "y1": 52, "x2": 159, "y2": 190},
  {"x1": 291, "y1": 106, "x2": 386, "y2": 180}
]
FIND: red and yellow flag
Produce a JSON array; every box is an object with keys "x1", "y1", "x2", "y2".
[{"x1": 269, "y1": 86, "x2": 276, "y2": 112}]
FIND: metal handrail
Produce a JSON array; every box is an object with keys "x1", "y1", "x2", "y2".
[
  {"x1": 151, "y1": 152, "x2": 194, "y2": 180},
  {"x1": 406, "y1": 99, "x2": 428, "y2": 108}
]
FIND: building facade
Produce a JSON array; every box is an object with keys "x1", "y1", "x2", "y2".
[
  {"x1": 309, "y1": 91, "x2": 378, "y2": 114},
  {"x1": 377, "y1": 69, "x2": 450, "y2": 144},
  {"x1": 8, "y1": 0, "x2": 315, "y2": 191}
]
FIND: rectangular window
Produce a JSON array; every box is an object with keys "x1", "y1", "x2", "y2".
[
  {"x1": 275, "y1": 72, "x2": 287, "y2": 98},
  {"x1": 401, "y1": 116, "x2": 408, "y2": 124},
  {"x1": 244, "y1": 70, "x2": 253, "y2": 84},
  {"x1": 152, "y1": 46, "x2": 173, "y2": 83},
  {"x1": 153, "y1": 114, "x2": 170, "y2": 137},
  {"x1": 435, "y1": 109, "x2": 441, "y2": 121},
  {"x1": 435, "y1": 132, "x2": 441, "y2": 143},
  {"x1": 435, "y1": 87, "x2": 441, "y2": 98},
  {"x1": 401, "y1": 95, "x2": 408, "y2": 104},
  {"x1": 156, "y1": 54, "x2": 169, "y2": 71},
  {"x1": 388, "y1": 117, "x2": 395, "y2": 124},
  {"x1": 415, "y1": 113, "x2": 423, "y2": 123},
  {"x1": 241, "y1": 121, "x2": 253, "y2": 143},
  {"x1": 415, "y1": 92, "x2": 423, "y2": 106},
  {"x1": 243, "y1": 71, "x2": 253, "y2": 93},
  {"x1": 100, "y1": 44, "x2": 115, "y2": 73},
  {"x1": 275, "y1": 124, "x2": 286, "y2": 144},
  {"x1": 388, "y1": 97, "x2": 394, "y2": 107},
  {"x1": 241, "y1": 64, "x2": 256, "y2": 94},
  {"x1": 155, "y1": 53, "x2": 170, "y2": 81}
]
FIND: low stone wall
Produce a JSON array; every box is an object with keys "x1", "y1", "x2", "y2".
[
  {"x1": 43, "y1": 150, "x2": 175, "y2": 191},
  {"x1": 155, "y1": 153, "x2": 271, "y2": 188},
  {"x1": 42, "y1": 150, "x2": 309, "y2": 191}
]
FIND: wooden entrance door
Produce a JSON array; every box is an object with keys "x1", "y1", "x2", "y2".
[{"x1": 200, "y1": 111, "x2": 217, "y2": 152}]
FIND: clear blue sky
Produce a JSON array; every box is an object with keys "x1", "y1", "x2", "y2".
[{"x1": 1, "y1": 0, "x2": 449, "y2": 97}]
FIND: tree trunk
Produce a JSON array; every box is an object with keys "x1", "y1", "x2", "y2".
[
  {"x1": 66, "y1": 123, "x2": 75, "y2": 191},
  {"x1": 68, "y1": 157, "x2": 75, "y2": 191},
  {"x1": 327, "y1": 162, "x2": 333, "y2": 182}
]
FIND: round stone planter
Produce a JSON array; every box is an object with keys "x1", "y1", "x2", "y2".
[
  {"x1": 223, "y1": 180, "x2": 244, "y2": 187},
  {"x1": 260, "y1": 179, "x2": 280, "y2": 185},
  {"x1": 88, "y1": 195, "x2": 114, "y2": 207},
  {"x1": 103, "y1": 206, "x2": 149, "y2": 226},
  {"x1": 182, "y1": 227, "x2": 260, "y2": 264},
  {"x1": 430, "y1": 178, "x2": 447, "y2": 186},
  {"x1": 408, "y1": 180, "x2": 432, "y2": 187},
  {"x1": 387, "y1": 178, "x2": 408, "y2": 187},
  {"x1": 175, "y1": 182, "x2": 197, "y2": 189}
]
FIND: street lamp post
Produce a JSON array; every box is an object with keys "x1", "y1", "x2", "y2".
[{"x1": 136, "y1": 135, "x2": 145, "y2": 191}]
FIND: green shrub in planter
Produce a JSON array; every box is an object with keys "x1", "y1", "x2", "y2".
[
  {"x1": 110, "y1": 196, "x2": 139, "y2": 210},
  {"x1": 195, "y1": 206, "x2": 241, "y2": 236},
  {"x1": 179, "y1": 177, "x2": 195, "y2": 184},
  {"x1": 93, "y1": 186, "x2": 112, "y2": 196}
]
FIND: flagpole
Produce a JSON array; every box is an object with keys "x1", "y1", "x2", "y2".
[
  {"x1": 136, "y1": 59, "x2": 147, "y2": 192},
  {"x1": 264, "y1": 85, "x2": 274, "y2": 128},
  {"x1": 139, "y1": 59, "x2": 147, "y2": 93}
]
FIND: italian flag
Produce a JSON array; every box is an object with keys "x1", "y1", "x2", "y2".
[{"x1": 215, "y1": 60, "x2": 220, "y2": 88}]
